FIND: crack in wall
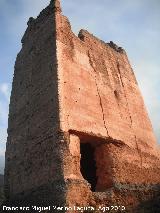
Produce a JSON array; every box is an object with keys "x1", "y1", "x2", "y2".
[
  {"x1": 88, "y1": 48, "x2": 143, "y2": 167},
  {"x1": 94, "y1": 77, "x2": 109, "y2": 137},
  {"x1": 88, "y1": 51, "x2": 109, "y2": 137},
  {"x1": 117, "y1": 61, "x2": 133, "y2": 127},
  {"x1": 117, "y1": 57, "x2": 143, "y2": 167},
  {"x1": 114, "y1": 90, "x2": 123, "y2": 119},
  {"x1": 106, "y1": 49, "x2": 131, "y2": 126},
  {"x1": 135, "y1": 135, "x2": 143, "y2": 168}
]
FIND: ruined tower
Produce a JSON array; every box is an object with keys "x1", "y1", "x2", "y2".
[{"x1": 4, "y1": 0, "x2": 160, "y2": 211}]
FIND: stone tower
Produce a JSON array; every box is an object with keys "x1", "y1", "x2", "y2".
[{"x1": 4, "y1": 0, "x2": 160, "y2": 211}]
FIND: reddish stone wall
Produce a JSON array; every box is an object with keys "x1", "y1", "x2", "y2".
[
  {"x1": 4, "y1": 0, "x2": 160, "y2": 211},
  {"x1": 57, "y1": 14, "x2": 156, "y2": 150},
  {"x1": 55, "y1": 5, "x2": 160, "y2": 209}
]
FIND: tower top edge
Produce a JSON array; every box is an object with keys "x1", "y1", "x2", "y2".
[{"x1": 49, "y1": 0, "x2": 62, "y2": 13}]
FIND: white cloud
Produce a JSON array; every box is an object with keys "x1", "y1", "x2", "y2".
[
  {"x1": 0, "y1": 156, "x2": 5, "y2": 174},
  {"x1": 0, "y1": 128, "x2": 7, "y2": 152},
  {"x1": 0, "y1": 83, "x2": 10, "y2": 101},
  {"x1": 0, "y1": 83, "x2": 10, "y2": 127},
  {"x1": 0, "y1": 128, "x2": 7, "y2": 174},
  {"x1": 0, "y1": 101, "x2": 8, "y2": 127}
]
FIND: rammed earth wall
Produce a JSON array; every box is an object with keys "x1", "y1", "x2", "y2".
[{"x1": 4, "y1": 0, "x2": 160, "y2": 212}]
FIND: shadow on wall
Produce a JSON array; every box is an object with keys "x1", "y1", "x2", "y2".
[{"x1": 134, "y1": 191, "x2": 160, "y2": 213}]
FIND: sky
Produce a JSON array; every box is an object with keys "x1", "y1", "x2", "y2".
[{"x1": 0, "y1": 0, "x2": 159, "y2": 174}]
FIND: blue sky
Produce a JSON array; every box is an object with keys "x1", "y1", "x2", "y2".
[{"x1": 0, "y1": 0, "x2": 159, "y2": 173}]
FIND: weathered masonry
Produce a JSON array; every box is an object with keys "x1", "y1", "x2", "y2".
[{"x1": 4, "y1": 0, "x2": 160, "y2": 212}]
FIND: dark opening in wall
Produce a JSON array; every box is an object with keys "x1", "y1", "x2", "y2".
[
  {"x1": 114, "y1": 90, "x2": 119, "y2": 99},
  {"x1": 80, "y1": 143, "x2": 97, "y2": 192}
]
